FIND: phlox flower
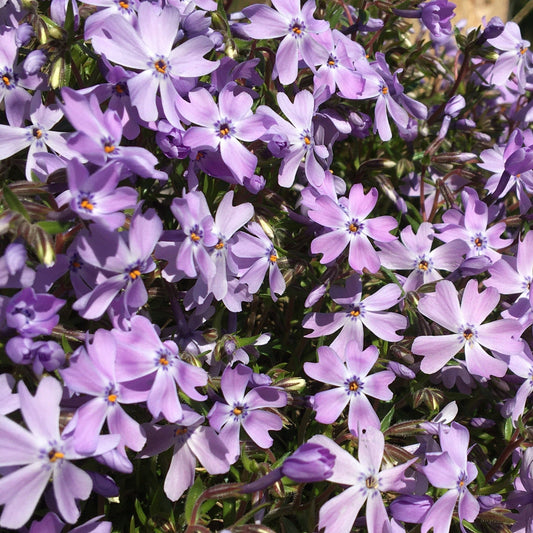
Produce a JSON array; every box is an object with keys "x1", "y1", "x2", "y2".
[
  {"x1": 207, "y1": 363, "x2": 287, "y2": 464},
  {"x1": 0, "y1": 91, "x2": 77, "y2": 180},
  {"x1": 22, "y1": 512, "x2": 111, "y2": 533},
  {"x1": 232, "y1": 222, "x2": 286, "y2": 301},
  {"x1": 411, "y1": 279, "x2": 523, "y2": 378},
  {"x1": 56, "y1": 159, "x2": 138, "y2": 230},
  {"x1": 505, "y1": 343, "x2": 533, "y2": 424},
  {"x1": 506, "y1": 447, "x2": 533, "y2": 533},
  {"x1": 378, "y1": 222, "x2": 469, "y2": 292},
  {"x1": 60, "y1": 329, "x2": 147, "y2": 457},
  {"x1": 487, "y1": 21, "x2": 532, "y2": 93},
  {"x1": 261, "y1": 89, "x2": 329, "y2": 187},
  {"x1": 309, "y1": 183, "x2": 397, "y2": 273},
  {"x1": 241, "y1": 0, "x2": 329, "y2": 85},
  {"x1": 181, "y1": 85, "x2": 269, "y2": 183},
  {"x1": 90, "y1": 2, "x2": 218, "y2": 125},
  {"x1": 139, "y1": 406, "x2": 229, "y2": 501},
  {"x1": 72, "y1": 207, "x2": 162, "y2": 319},
  {"x1": 0, "y1": 377, "x2": 118, "y2": 529},
  {"x1": 304, "y1": 342, "x2": 395, "y2": 436},
  {"x1": 6, "y1": 337, "x2": 65, "y2": 376},
  {"x1": 485, "y1": 230, "x2": 533, "y2": 308},
  {"x1": 6, "y1": 287, "x2": 65, "y2": 338},
  {"x1": 312, "y1": 427, "x2": 416, "y2": 533},
  {"x1": 112, "y1": 315, "x2": 208, "y2": 423},
  {"x1": 303, "y1": 274, "x2": 407, "y2": 352},
  {"x1": 421, "y1": 422, "x2": 480, "y2": 533}
]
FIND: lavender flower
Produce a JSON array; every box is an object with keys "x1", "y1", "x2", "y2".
[
  {"x1": 421, "y1": 422, "x2": 480, "y2": 533},
  {"x1": 207, "y1": 363, "x2": 287, "y2": 464},
  {"x1": 312, "y1": 427, "x2": 416, "y2": 533},
  {"x1": 304, "y1": 342, "x2": 395, "y2": 436},
  {"x1": 412, "y1": 279, "x2": 523, "y2": 378},
  {"x1": 0, "y1": 378, "x2": 118, "y2": 529},
  {"x1": 309, "y1": 183, "x2": 397, "y2": 273}
]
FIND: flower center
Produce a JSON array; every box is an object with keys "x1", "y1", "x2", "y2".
[
  {"x1": 107, "y1": 394, "x2": 117, "y2": 403},
  {"x1": 215, "y1": 240, "x2": 224, "y2": 249},
  {"x1": 80, "y1": 197, "x2": 94, "y2": 211},
  {"x1": 175, "y1": 427, "x2": 188, "y2": 436},
  {"x1": 48, "y1": 449, "x2": 65, "y2": 463},
  {"x1": 349, "y1": 223, "x2": 359, "y2": 233},
  {"x1": 233, "y1": 406, "x2": 243, "y2": 415},
  {"x1": 520, "y1": 46, "x2": 528, "y2": 55},
  {"x1": 2, "y1": 74, "x2": 10, "y2": 86},
  {"x1": 349, "y1": 381, "x2": 359, "y2": 391},
  {"x1": 159, "y1": 356, "x2": 169, "y2": 365},
  {"x1": 418, "y1": 260, "x2": 429, "y2": 270},
  {"x1": 190, "y1": 232, "x2": 201, "y2": 242},
  {"x1": 291, "y1": 24, "x2": 302, "y2": 34},
  {"x1": 32, "y1": 127, "x2": 43, "y2": 139},
  {"x1": 129, "y1": 268, "x2": 141, "y2": 279},
  {"x1": 219, "y1": 123, "x2": 230, "y2": 137},
  {"x1": 154, "y1": 59, "x2": 167, "y2": 74},
  {"x1": 382, "y1": 86, "x2": 389, "y2": 95},
  {"x1": 474, "y1": 237, "x2": 483, "y2": 247},
  {"x1": 303, "y1": 136, "x2": 311, "y2": 145},
  {"x1": 350, "y1": 307, "x2": 360, "y2": 317},
  {"x1": 119, "y1": 0, "x2": 129, "y2": 8},
  {"x1": 463, "y1": 328, "x2": 474, "y2": 340},
  {"x1": 104, "y1": 142, "x2": 115, "y2": 154},
  {"x1": 114, "y1": 81, "x2": 128, "y2": 95},
  {"x1": 365, "y1": 475, "x2": 379, "y2": 489}
]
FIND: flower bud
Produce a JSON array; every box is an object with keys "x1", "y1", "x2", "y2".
[{"x1": 281, "y1": 443, "x2": 335, "y2": 482}]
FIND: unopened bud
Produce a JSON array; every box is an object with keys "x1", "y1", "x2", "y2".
[{"x1": 274, "y1": 377, "x2": 306, "y2": 392}]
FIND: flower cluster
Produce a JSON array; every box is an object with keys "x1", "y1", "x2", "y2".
[{"x1": 0, "y1": 0, "x2": 532, "y2": 531}]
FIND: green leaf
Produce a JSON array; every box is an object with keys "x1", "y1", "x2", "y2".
[
  {"x1": 134, "y1": 499, "x2": 146, "y2": 525},
  {"x1": 380, "y1": 405, "x2": 395, "y2": 432},
  {"x1": 2, "y1": 186, "x2": 29, "y2": 220},
  {"x1": 185, "y1": 475, "x2": 204, "y2": 524},
  {"x1": 36, "y1": 220, "x2": 69, "y2": 235},
  {"x1": 60, "y1": 335, "x2": 71, "y2": 353},
  {"x1": 504, "y1": 417, "x2": 513, "y2": 441}
]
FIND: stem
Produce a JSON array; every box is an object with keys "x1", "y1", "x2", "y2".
[
  {"x1": 512, "y1": 0, "x2": 533, "y2": 24},
  {"x1": 486, "y1": 429, "x2": 525, "y2": 481}
]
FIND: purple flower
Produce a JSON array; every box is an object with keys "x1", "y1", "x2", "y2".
[
  {"x1": 303, "y1": 274, "x2": 407, "y2": 352},
  {"x1": 0, "y1": 241, "x2": 35, "y2": 289},
  {"x1": 233, "y1": 222, "x2": 286, "y2": 301},
  {"x1": 139, "y1": 406, "x2": 229, "y2": 501},
  {"x1": 420, "y1": 0, "x2": 456, "y2": 40},
  {"x1": 0, "y1": 377, "x2": 118, "y2": 529},
  {"x1": 56, "y1": 159, "x2": 138, "y2": 230},
  {"x1": 304, "y1": 342, "x2": 395, "y2": 436},
  {"x1": 312, "y1": 427, "x2": 416, "y2": 533},
  {"x1": 60, "y1": 329, "x2": 147, "y2": 456},
  {"x1": 421, "y1": 423, "x2": 480, "y2": 533},
  {"x1": 506, "y1": 447, "x2": 533, "y2": 532},
  {"x1": 487, "y1": 21, "x2": 531, "y2": 92},
  {"x1": 6, "y1": 287, "x2": 65, "y2": 337},
  {"x1": 72, "y1": 207, "x2": 162, "y2": 319},
  {"x1": 412, "y1": 279, "x2": 523, "y2": 378},
  {"x1": 263, "y1": 90, "x2": 329, "y2": 187},
  {"x1": 207, "y1": 363, "x2": 287, "y2": 463},
  {"x1": 61, "y1": 88, "x2": 166, "y2": 180},
  {"x1": 6, "y1": 337, "x2": 65, "y2": 375},
  {"x1": 309, "y1": 183, "x2": 397, "y2": 273},
  {"x1": 505, "y1": 344, "x2": 533, "y2": 424},
  {"x1": 378, "y1": 222, "x2": 469, "y2": 292},
  {"x1": 181, "y1": 85, "x2": 269, "y2": 183},
  {"x1": 241, "y1": 0, "x2": 329, "y2": 85},
  {"x1": 112, "y1": 315, "x2": 208, "y2": 423},
  {"x1": 90, "y1": 2, "x2": 218, "y2": 125}
]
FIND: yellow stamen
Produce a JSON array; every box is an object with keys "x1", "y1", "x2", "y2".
[
  {"x1": 107, "y1": 394, "x2": 117, "y2": 403},
  {"x1": 269, "y1": 254, "x2": 277, "y2": 263},
  {"x1": 219, "y1": 126, "x2": 230, "y2": 136},
  {"x1": 382, "y1": 86, "x2": 388, "y2": 95},
  {"x1": 303, "y1": 136, "x2": 311, "y2": 145},
  {"x1": 48, "y1": 450, "x2": 64, "y2": 462},
  {"x1": 233, "y1": 406, "x2": 243, "y2": 416},
  {"x1": 349, "y1": 223, "x2": 359, "y2": 233},
  {"x1": 115, "y1": 83, "x2": 124, "y2": 94},
  {"x1": 292, "y1": 26, "x2": 302, "y2": 34},
  {"x1": 80, "y1": 198, "x2": 94, "y2": 211},
  {"x1": 349, "y1": 381, "x2": 359, "y2": 391},
  {"x1": 459, "y1": 480, "x2": 465, "y2": 487},
  {"x1": 474, "y1": 237, "x2": 483, "y2": 247},
  {"x1": 104, "y1": 144, "x2": 115, "y2": 154},
  {"x1": 328, "y1": 59, "x2": 336, "y2": 65},
  {"x1": 159, "y1": 356, "x2": 169, "y2": 366},
  {"x1": 129, "y1": 268, "x2": 141, "y2": 279},
  {"x1": 350, "y1": 308, "x2": 360, "y2": 317},
  {"x1": 520, "y1": 46, "x2": 528, "y2": 55},
  {"x1": 2, "y1": 75, "x2": 10, "y2": 86},
  {"x1": 119, "y1": 0, "x2": 129, "y2": 7},
  {"x1": 215, "y1": 240, "x2": 224, "y2": 249},
  {"x1": 72, "y1": 261, "x2": 81, "y2": 269},
  {"x1": 33, "y1": 129, "x2": 42, "y2": 139},
  {"x1": 463, "y1": 330, "x2": 473, "y2": 340},
  {"x1": 175, "y1": 427, "x2": 188, "y2": 436},
  {"x1": 190, "y1": 232, "x2": 201, "y2": 242},
  {"x1": 418, "y1": 260, "x2": 428, "y2": 271},
  {"x1": 366, "y1": 476, "x2": 378, "y2": 489},
  {"x1": 155, "y1": 60, "x2": 167, "y2": 74}
]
